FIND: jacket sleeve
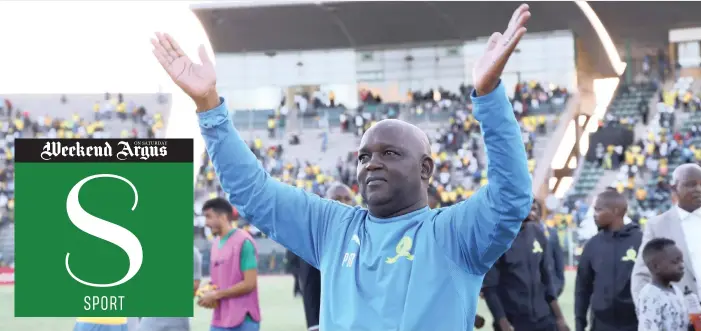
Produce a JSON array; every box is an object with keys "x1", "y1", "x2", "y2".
[
  {"x1": 432, "y1": 82, "x2": 532, "y2": 275},
  {"x1": 549, "y1": 227, "x2": 566, "y2": 295},
  {"x1": 198, "y1": 99, "x2": 355, "y2": 269},
  {"x1": 574, "y1": 240, "x2": 595, "y2": 331},
  {"x1": 536, "y1": 228, "x2": 556, "y2": 303},
  {"x1": 631, "y1": 219, "x2": 654, "y2": 306},
  {"x1": 483, "y1": 259, "x2": 507, "y2": 322}
]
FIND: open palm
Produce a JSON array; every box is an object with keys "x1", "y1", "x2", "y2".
[
  {"x1": 473, "y1": 4, "x2": 531, "y2": 96},
  {"x1": 151, "y1": 32, "x2": 216, "y2": 100}
]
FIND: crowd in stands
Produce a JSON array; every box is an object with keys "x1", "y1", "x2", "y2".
[
  {"x1": 200, "y1": 83, "x2": 559, "y2": 230},
  {"x1": 262, "y1": 80, "x2": 568, "y2": 145},
  {"x1": 512, "y1": 80, "x2": 569, "y2": 115},
  {"x1": 403, "y1": 81, "x2": 569, "y2": 119},
  {"x1": 618, "y1": 78, "x2": 701, "y2": 225},
  {"x1": 1, "y1": 79, "x2": 566, "y2": 268},
  {"x1": 339, "y1": 106, "x2": 400, "y2": 138},
  {"x1": 561, "y1": 77, "x2": 701, "y2": 238},
  {"x1": 0, "y1": 94, "x2": 167, "y2": 266}
]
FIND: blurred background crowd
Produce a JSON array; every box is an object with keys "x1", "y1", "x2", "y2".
[
  {"x1": 5, "y1": 73, "x2": 700, "y2": 274},
  {"x1": 3, "y1": 1, "x2": 701, "y2": 330}
]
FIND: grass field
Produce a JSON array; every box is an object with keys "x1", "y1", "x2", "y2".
[{"x1": 1, "y1": 272, "x2": 577, "y2": 331}]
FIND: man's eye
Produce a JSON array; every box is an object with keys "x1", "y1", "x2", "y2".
[
  {"x1": 358, "y1": 154, "x2": 369, "y2": 162},
  {"x1": 384, "y1": 151, "x2": 397, "y2": 156}
]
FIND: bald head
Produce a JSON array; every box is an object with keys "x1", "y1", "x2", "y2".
[
  {"x1": 325, "y1": 182, "x2": 354, "y2": 205},
  {"x1": 593, "y1": 189, "x2": 628, "y2": 230},
  {"x1": 356, "y1": 119, "x2": 435, "y2": 218},
  {"x1": 597, "y1": 190, "x2": 628, "y2": 216},
  {"x1": 362, "y1": 119, "x2": 431, "y2": 157},
  {"x1": 672, "y1": 163, "x2": 701, "y2": 187}
]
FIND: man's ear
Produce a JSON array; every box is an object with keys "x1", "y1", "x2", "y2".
[
  {"x1": 421, "y1": 156, "x2": 434, "y2": 181},
  {"x1": 649, "y1": 261, "x2": 659, "y2": 274},
  {"x1": 670, "y1": 186, "x2": 679, "y2": 203}
]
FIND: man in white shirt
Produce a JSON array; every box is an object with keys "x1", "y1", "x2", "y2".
[
  {"x1": 632, "y1": 163, "x2": 701, "y2": 307},
  {"x1": 669, "y1": 164, "x2": 701, "y2": 297}
]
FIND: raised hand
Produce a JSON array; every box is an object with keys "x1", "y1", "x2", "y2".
[
  {"x1": 151, "y1": 32, "x2": 219, "y2": 110},
  {"x1": 473, "y1": 3, "x2": 531, "y2": 96}
]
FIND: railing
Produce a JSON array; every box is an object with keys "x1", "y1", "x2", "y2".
[
  {"x1": 197, "y1": 237, "x2": 290, "y2": 276},
  {"x1": 1, "y1": 222, "x2": 586, "y2": 276},
  {"x1": 404, "y1": 99, "x2": 568, "y2": 125},
  {"x1": 231, "y1": 107, "x2": 346, "y2": 131},
  {"x1": 193, "y1": 227, "x2": 585, "y2": 277},
  {"x1": 232, "y1": 97, "x2": 569, "y2": 131}
]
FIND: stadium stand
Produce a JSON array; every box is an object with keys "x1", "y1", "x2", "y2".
[
  {"x1": 0, "y1": 93, "x2": 168, "y2": 267},
  {"x1": 565, "y1": 82, "x2": 658, "y2": 203},
  {"x1": 621, "y1": 78, "x2": 701, "y2": 223},
  {"x1": 0, "y1": 78, "x2": 593, "y2": 275},
  {"x1": 566, "y1": 77, "x2": 701, "y2": 249}
]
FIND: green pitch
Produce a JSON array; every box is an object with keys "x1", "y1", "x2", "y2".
[{"x1": 0, "y1": 272, "x2": 577, "y2": 330}]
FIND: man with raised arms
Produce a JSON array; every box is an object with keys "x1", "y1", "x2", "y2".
[{"x1": 152, "y1": 4, "x2": 533, "y2": 330}]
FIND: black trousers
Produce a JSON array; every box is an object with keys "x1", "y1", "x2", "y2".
[
  {"x1": 298, "y1": 261, "x2": 321, "y2": 329},
  {"x1": 292, "y1": 273, "x2": 302, "y2": 297}
]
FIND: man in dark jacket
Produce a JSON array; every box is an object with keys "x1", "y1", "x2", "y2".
[
  {"x1": 483, "y1": 216, "x2": 569, "y2": 331},
  {"x1": 531, "y1": 199, "x2": 566, "y2": 296},
  {"x1": 574, "y1": 189, "x2": 642, "y2": 331},
  {"x1": 296, "y1": 253, "x2": 321, "y2": 331}
]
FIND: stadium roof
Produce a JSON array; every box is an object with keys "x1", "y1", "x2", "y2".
[{"x1": 192, "y1": 1, "x2": 701, "y2": 77}]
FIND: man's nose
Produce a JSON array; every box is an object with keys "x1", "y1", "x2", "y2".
[{"x1": 365, "y1": 154, "x2": 384, "y2": 171}]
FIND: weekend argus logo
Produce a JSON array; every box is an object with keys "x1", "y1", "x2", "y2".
[{"x1": 14, "y1": 139, "x2": 195, "y2": 317}]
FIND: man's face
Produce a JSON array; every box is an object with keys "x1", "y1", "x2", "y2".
[
  {"x1": 328, "y1": 186, "x2": 354, "y2": 205},
  {"x1": 527, "y1": 201, "x2": 541, "y2": 223},
  {"x1": 203, "y1": 209, "x2": 227, "y2": 236},
  {"x1": 428, "y1": 193, "x2": 439, "y2": 209},
  {"x1": 593, "y1": 198, "x2": 615, "y2": 229},
  {"x1": 357, "y1": 121, "x2": 426, "y2": 214},
  {"x1": 675, "y1": 168, "x2": 701, "y2": 211}
]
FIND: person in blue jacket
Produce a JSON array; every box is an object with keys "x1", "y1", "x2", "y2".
[{"x1": 151, "y1": 4, "x2": 532, "y2": 330}]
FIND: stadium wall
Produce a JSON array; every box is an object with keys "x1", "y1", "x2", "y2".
[
  {"x1": 214, "y1": 30, "x2": 577, "y2": 109},
  {"x1": 214, "y1": 49, "x2": 358, "y2": 110},
  {"x1": 354, "y1": 43, "x2": 465, "y2": 102},
  {"x1": 669, "y1": 27, "x2": 701, "y2": 79}
]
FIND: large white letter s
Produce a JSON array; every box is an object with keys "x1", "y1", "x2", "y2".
[{"x1": 65, "y1": 174, "x2": 143, "y2": 288}]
